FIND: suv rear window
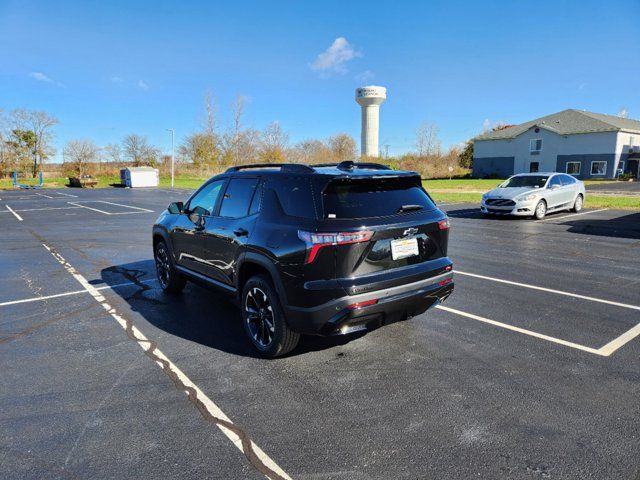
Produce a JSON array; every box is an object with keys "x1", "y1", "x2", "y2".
[{"x1": 322, "y1": 177, "x2": 435, "y2": 219}]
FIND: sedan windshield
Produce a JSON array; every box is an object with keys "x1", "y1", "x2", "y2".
[{"x1": 499, "y1": 175, "x2": 549, "y2": 188}]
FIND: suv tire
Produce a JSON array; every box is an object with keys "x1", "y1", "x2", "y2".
[
  {"x1": 155, "y1": 240, "x2": 187, "y2": 293},
  {"x1": 572, "y1": 194, "x2": 583, "y2": 212},
  {"x1": 242, "y1": 275, "x2": 300, "y2": 358},
  {"x1": 533, "y1": 200, "x2": 547, "y2": 220}
]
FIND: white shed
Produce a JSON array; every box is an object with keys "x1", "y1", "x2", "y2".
[{"x1": 120, "y1": 167, "x2": 160, "y2": 188}]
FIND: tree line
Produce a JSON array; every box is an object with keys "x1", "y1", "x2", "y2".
[{"x1": 1, "y1": 95, "x2": 478, "y2": 180}]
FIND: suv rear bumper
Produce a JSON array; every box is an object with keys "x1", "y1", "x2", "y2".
[{"x1": 285, "y1": 271, "x2": 454, "y2": 335}]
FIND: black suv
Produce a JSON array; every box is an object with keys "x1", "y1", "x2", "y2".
[{"x1": 152, "y1": 161, "x2": 454, "y2": 357}]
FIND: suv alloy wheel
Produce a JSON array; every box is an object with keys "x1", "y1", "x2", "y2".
[
  {"x1": 241, "y1": 275, "x2": 300, "y2": 358},
  {"x1": 155, "y1": 240, "x2": 186, "y2": 293}
]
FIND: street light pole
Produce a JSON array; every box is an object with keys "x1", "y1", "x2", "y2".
[{"x1": 166, "y1": 128, "x2": 175, "y2": 189}]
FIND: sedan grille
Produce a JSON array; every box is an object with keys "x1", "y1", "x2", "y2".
[{"x1": 486, "y1": 198, "x2": 515, "y2": 206}]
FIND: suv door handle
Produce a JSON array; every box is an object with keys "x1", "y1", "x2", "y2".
[{"x1": 233, "y1": 228, "x2": 249, "y2": 237}]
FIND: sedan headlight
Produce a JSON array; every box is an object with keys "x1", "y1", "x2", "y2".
[{"x1": 516, "y1": 193, "x2": 538, "y2": 202}]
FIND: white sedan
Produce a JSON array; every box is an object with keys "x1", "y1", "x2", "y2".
[{"x1": 480, "y1": 173, "x2": 586, "y2": 220}]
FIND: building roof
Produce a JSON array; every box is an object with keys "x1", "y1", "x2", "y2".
[{"x1": 474, "y1": 109, "x2": 640, "y2": 141}]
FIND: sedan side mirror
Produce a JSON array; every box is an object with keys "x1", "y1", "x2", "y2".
[
  {"x1": 167, "y1": 201, "x2": 184, "y2": 214},
  {"x1": 549, "y1": 184, "x2": 560, "y2": 190}
]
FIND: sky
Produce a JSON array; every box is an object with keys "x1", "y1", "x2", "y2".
[{"x1": 1, "y1": 0, "x2": 639, "y2": 161}]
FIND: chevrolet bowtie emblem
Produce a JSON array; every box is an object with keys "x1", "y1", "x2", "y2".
[{"x1": 403, "y1": 227, "x2": 418, "y2": 237}]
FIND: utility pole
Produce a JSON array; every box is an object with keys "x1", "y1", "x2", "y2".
[
  {"x1": 167, "y1": 128, "x2": 175, "y2": 188},
  {"x1": 383, "y1": 144, "x2": 390, "y2": 158}
]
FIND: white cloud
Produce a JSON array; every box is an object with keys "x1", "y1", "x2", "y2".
[
  {"x1": 617, "y1": 107, "x2": 629, "y2": 118},
  {"x1": 355, "y1": 70, "x2": 374, "y2": 83},
  {"x1": 29, "y1": 71, "x2": 63, "y2": 87},
  {"x1": 482, "y1": 118, "x2": 491, "y2": 132},
  {"x1": 578, "y1": 82, "x2": 588, "y2": 91},
  {"x1": 137, "y1": 79, "x2": 149, "y2": 90},
  {"x1": 311, "y1": 37, "x2": 361, "y2": 75},
  {"x1": 110, "y1": 76, "x2": 124, "y2": 84}
]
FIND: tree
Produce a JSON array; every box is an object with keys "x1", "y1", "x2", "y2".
[
  {"x1": 122, "y1": 134, "x2": 159, "y2": 166},
  {"x1": 458, "y1": 141, "x2": 473, "y2": 169},
  {"x1": 259, "y1": 121, "x2": 288, "y2": 163},
  {"x1": 63, "y1": 139, "x2": 99, "y2": 176},
  {"x1": 11, "y1": 109, "x2": 58, "y2": 176},
  {"x1": 6, "y1": 129, "x2": 37, "y2": 175},
  {"x1": 179, "y1": 132, "x2": 219, "y2": 170},
  {"x1": 327, "y1": 133, "x2": 357, "y2": 162},
  {"x1": 103, "y1": 143, "x2": 122, "y2": 163},
  {"x1": 415, "y1": 123, "x2": 441, "y2": 157},
  {"x1": 293, "y1": 139, "x2": 331, "y2": 164}
]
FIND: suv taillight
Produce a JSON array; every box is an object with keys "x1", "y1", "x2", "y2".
[
  {"x1": 298, "y1": 230, "x2": 373, "y2": 264},
  {"x1": 438, "y1": 218, "x2": 450, "y2": 230}
]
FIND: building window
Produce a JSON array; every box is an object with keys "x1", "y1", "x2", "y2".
[
  {"x1": 529, "y1": 138, "x2": 542, "y2": 153},
  {"x1": 590, "y1": 161, "x2": 607, "y2": 176},
  {"x1": 529, "y1": 162, "x2": 539, "y2": 173},
  {"x1": 566, "y1": 162, "x2": 581, "y2": 175}
]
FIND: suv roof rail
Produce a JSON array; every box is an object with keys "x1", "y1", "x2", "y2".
[
  {"x1": 225, "y1": 163, "x2": 315, "y2": 174},
  {"x1": 312, "y1": 161, "x2": 392, "y2": 171}
]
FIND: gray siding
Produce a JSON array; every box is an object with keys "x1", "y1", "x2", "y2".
[
  {"x1": 556, "y1": 154, "x2": 616, "y2": 179},
  {"x1": 472, "y1": 157, "x2": 514, "y2": 178}
]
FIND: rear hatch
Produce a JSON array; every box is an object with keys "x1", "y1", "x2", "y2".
[{"x1": 317, "y1": 175, "x2": 451, "y2": 295}]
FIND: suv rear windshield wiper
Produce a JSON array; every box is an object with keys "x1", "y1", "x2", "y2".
[{"x1": 397, "y1": 204, "x2": 424, "y2": 214}]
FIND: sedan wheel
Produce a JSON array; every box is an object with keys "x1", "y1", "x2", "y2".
[
  {"x1": 573, "y1": 194, "x2": 583, "y2": 212},
  {"x1": 534, "y1": 200, "x2": 547, "y2": 220}
]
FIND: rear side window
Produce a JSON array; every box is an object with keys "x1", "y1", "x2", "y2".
[
  {"x1": 270, "y1": 177, "x2": 316, "y2": 218},
  {"x1": 560, "y1": 174, "x2": 576, "y2": 185},
  {"x1": 548, "y1": 176, "x2": 562, "y2": 188},
  {"x1": 323, "y1": 177, "x2": 435, "y2": 219},
  {"x1": 219, "y1": 178, "x2": 258, "y2": 218}
]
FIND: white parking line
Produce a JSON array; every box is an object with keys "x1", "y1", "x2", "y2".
[
  {"x1": 544, "y1": 208, "x2": 609, "y2": 221},
  {"x1": 41, "y1": 242, "x2": 291, "y2": 480},
  {"x1": 436, "y1": 305, "x2": 640, "y2": 357},
  {"x1": 67, "y1": 201, "x2": 154, "y2": 215},
  {"x1": 0, "y1": 279, "x2": 157, "y2": 307},
  {"x1": 456, "y1": 270, "x2": 640, "y2": 312},
  {"x1": 54, "y1": 192, "x2": 78, "y2": 198},
  {"x1": 435, "y1": 305, "x2": 603, "y2": 355},
  {"x1": 34, "y1": 192, "x2": 54, "y2": 199},
  {"x1": 0, "y1": 206, "x2": 83, "y2": 213},
  {"x1": 6, "y1": 205, "x2": 23, "y2": 221}
]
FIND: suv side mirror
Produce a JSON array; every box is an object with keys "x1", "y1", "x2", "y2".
[{"x1": 167, "y1": 201, "x2": 183, "y2": 214}]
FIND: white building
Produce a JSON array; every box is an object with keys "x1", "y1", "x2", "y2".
[{"x1": 472, "y1": 109, "x2": 640, "y2": 179}]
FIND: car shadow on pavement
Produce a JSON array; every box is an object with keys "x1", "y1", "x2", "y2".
[
  {"x1": 100, "y1": 260, "x2": 364, "y2": 359},
  {"x1": 563, "y1": 212, "x2": 640, "y2": 239}
]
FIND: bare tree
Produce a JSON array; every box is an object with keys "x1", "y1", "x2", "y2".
[
  {"x1": 259, "y1": 121, "x2": 289, "y2": 163},
  {"x1": 292, "y1": 139, "x2": 331, "y2": 164},
  {"x1": 103, "y1": 143, "x2": 122, "y2": 163},
  {"x1": 122, "y1": 134, "x2": 159, "y2": 166},
  {"x1": 11, "y1": 109, "x2": 58, "y2": 176},
  {"x1": 204, "y1": 91, "x2": 217, "y2": 136},
  {"x1": 327, "y1": 133, "x2": 357, "y2": 162},
  {"x1": 415, "y1": 123, "x2": 441, "y2": 157},
  {"x1": 63, "y1": 139, "x2": 99, "y2": 176}
]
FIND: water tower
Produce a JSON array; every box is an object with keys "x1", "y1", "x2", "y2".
[{"x1": 355, "y1": 86, "x2": 386, "y2": 157}]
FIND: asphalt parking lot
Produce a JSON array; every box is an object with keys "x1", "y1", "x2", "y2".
[{"x1": 1, "y1": 187, "x2": 639, "y2": 480}]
